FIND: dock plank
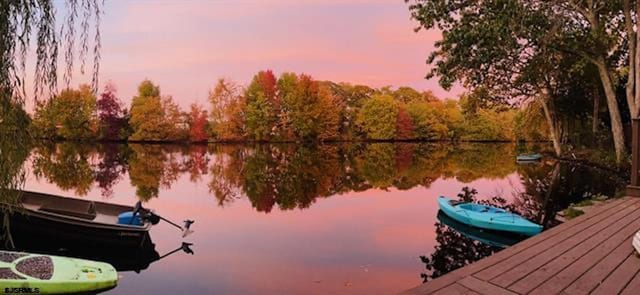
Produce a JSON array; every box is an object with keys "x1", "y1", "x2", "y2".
[
  {"x1": 486, "y1": 199, "x2": 640, "y2": 286},
  {"x1": 558, "y1": 236, "x2": 634, "y2": 294},
  {"x1": 458, "y1": 276, "x2": 516, "y2": 295},
  {"x1": 620, "y1": 268, "x2": 640, "y2": 295},
  {"x1": 473, "y1": 198, "x2": 637, "y2": 282},
  {"x1": 511, "y1": 206, "x2": 640, "y2": 294},
  {"x1": 591, "y1": 253, "x2": 640, "y2": 295},
  {"x1": 432, "y1": 283, "x2": 479, "y2": 295},
  {"x1": 399, "y1": 197, "x2": 640, "y2": 295}
]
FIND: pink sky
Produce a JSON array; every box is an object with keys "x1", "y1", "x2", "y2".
[{"x1": 57, "y1": 0, "x2": 464, "y2": 109}]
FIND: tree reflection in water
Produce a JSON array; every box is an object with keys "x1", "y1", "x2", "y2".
[
  {"x1": 22, "y1": 141, "x2": 629, "y2": 280},
  {"x1": 0, "y1": 104, "x2": 30, "y2": 247},
  {"x1": 419, "y1": 160, "x2": 626, "y2": 283}
]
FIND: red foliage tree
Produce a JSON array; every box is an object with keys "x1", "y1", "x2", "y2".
[
  {"x1": 97, "y1": 83, "x2": 125, "y2": 140},
  {"x1": 256, "y1": 70, "x2": 278, "y2": 104},
  {"x1": 396, "y1": 106, "x2": 415, "y2": 140},
  {"x1": 189, "y1": 103, "x2": 209, "y2": 142}
]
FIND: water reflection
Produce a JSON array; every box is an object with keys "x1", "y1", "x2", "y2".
[
  {"x1": 420, "y1": 161, "x2": 627, "y2": 282},
  {"x1": 15, "y1": 141, "x2": 628, "y2": 293},
  {"x1": 29, "y1": 142, "x2": 524, "y2": 209}
]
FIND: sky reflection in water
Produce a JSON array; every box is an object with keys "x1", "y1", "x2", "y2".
[{"x1": 17, "y1": 142, "x2": 624, "y2": 294}]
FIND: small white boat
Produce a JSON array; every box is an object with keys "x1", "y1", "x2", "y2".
[{"x1": 633, "y1": 230, "x2": 640, "y2": 254}]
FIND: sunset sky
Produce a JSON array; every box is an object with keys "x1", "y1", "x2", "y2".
[{"x1": 64, "y1": 0, "x2": 464, "y2": 108}]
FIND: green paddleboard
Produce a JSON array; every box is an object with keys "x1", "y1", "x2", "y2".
[{"x1": 0, "y1": 250, "x2": 117, "y2": 294}]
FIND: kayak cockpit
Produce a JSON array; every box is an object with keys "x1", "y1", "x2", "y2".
[{"x1": 457, "y1": 203, "x2": 506, "y2": 214}]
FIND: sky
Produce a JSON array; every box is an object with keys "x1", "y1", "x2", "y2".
[{"x1": 56, "y1": 0, "x2": 464, "y2": 109}]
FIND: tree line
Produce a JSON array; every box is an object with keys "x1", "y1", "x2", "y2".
[{"x1": 27, "y1": 70, "x2": 547, "y2": 143}]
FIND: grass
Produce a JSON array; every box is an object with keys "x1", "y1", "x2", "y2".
[
  {"x1": 574, "y1": 199, "x2": 594, "y2": 207},
  {"x1": 564, "y1": 207, "x2": 585, "y2": 220}
]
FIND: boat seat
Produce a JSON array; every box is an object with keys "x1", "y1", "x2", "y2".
[
  {"x1": 38, "y1": 201, "x2": 97, "y2": 220},
  {"x1": 450, "y1": 200, "x2": 467, "y2": 206}
]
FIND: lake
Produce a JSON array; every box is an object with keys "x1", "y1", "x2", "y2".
[{"x1": 3, "y1": 142, "x2": 627, "y2": 294}]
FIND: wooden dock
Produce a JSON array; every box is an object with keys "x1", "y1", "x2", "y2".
[{"x1": 402, "y1": 196, "x2": 640, "y2": 295}]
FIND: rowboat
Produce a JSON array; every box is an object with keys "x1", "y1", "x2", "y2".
[
  {"x1": 0, "y1": 190, "x2": 152, "y2": 247},
  {"x1": 437, "y1": 211, "x2": 524, "y2": 248},
  {"x1": 437, "y1": 196, "x2": 543, "y2": 236},
  {"x1": 516, "y1": 153, "x2": 542, "y2": 162},
  {"x1": 0, "y1": 250, "x2": 117, "y2": 294}
]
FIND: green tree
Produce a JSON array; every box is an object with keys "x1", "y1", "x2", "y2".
[
  {"x1": 357, "y1": 94, "x2": 399, "y2": 140},
  {"x1": 245, "y1": 70, "x2": 279, "y2": 140},
  {"x1": 407, "y1": 102, "x2": 448, "y2": 140},
  {"x1": 32, "y1": 84, "x2": 97, "y2": 140},
  {"x1": 129, "y1": 80, "x2": 184, "y2": 141},
  {"x1": 406, "y1": 1, "x2": 596, "y2": 159}
]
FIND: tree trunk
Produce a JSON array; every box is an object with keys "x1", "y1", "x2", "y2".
[
  {"x1": 595, "y1": 59, "x2": 626, "y2": 164},
  {"x1": 593, "y1": 90, "x2": 599, "y2": 134},
  {"x1": 540, "y1": 88, "x2": 562, "y2": 157},
  {"x1": 635, "y1": 1, "x2": 640, "y2": 118},
  {"x1": 624, "y1": 0, "x2": 637, "y2": 118}
]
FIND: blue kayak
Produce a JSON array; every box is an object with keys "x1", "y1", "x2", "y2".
[
  {"x1": 437, "y1": 196, "x2": 542, "y2": 236},
  {"x1": 437, "y1": 211, "x2": 524, "y2": 248},
  {"x1": 516, "y1": 153, "x2": 542, "y2": 161}
]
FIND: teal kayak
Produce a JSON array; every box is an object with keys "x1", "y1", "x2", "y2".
[
  {"x1": 437, "y1": 211, "x2": 524, "y2": 248},
  {"x1": 437, "y1": 196, "x2": 542, "y2": 236},
  {"x1": 516, "y1": 153, "x2": 542, "y2": 161},
  {"x1": 0, "y1": 250, "x2": 117, "y2": 294}
]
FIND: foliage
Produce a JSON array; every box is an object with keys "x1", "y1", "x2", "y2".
[
  {"x1": 461, "y1": 108, "x2": 517, "y2": 141},
  {"x1": 563, "y1": 207, "x2": 585, "y2": 220},
  {"x1": 209, "y1": 78, "x2": 246, "y2": 140},
  {"x1": 32, "y1": 85, "x2": 97, "y2": 140},
  {"x1": 357, "y1": 94, "x2": 399, "y2": 140},
  {"x1": 25, "y1": 71, "x2": 560, "y2": 144},
  {"x1": 245, "y1": 70, "x2": 279, "y2": 140},
  {"x1": 280, "y1": 73, "x2": 341, "y2": 140},
  {"x1": 407, "y1": 102, "x2": 448, "y2": 140},
  {"x1": 32, "y1": 143, "x2": 95, "y2": 196},
  {"x1": 129, "y1": 80, "x2": 185, "y2": 141},
  {"x1": 97, "y1": 83, "x2": 128, "y2": 140},
  {"x1": 188, "y1": 104, "x2": 209, "y2": 142},
  {"x1": 395, "y1": 106, "x2": 415, "y2": 140}
]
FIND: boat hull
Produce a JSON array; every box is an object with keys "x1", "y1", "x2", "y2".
[
  {"x1": 437, "y1": 196, "x2": 542, "y2": 236},
  {"x1": 1, "y1": 209, "x2": 149, "y2": 248},
  {"x1": 516, "y1": 154, "x2": 542, "y2": 161},
  {"x1": 0, "y1": 190, "x2": 151, "y2": 248},
  {"x1": 437, "y1": 211, "x2": 524, "y2": 248}
]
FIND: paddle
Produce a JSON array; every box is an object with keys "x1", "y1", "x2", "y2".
[{"x1": 132, "y1": 201, "x2": 195, "y2": 237}]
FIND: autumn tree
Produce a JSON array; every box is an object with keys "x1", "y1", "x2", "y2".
[
  {"x1": 407, "y1": 101, "x2": 448, "y2": 140},
  {"x1": 129, "y1": 80, "x2": 166, "y2": 141},
  {"x1": 129, "y1": 80, "x2": 185, "y2": 141},
  {"x1": 209, "y1": 78, "x2": 246, "y2": 140},
  {"x1": 32, "y1": 84, "x2": 97, "y2": 140},
  {"x1": 188, "y1": 103, "x2": 209, "y2": 142},
  {"x1": 245, "y1": 70, "x2": 280, "y2": 140},
  {"x1": 324, "y1": 82, "x2": 376, "y2": 140},
  {"x1": 279, "y1": 73, "x2": 341, "y2": 141},
  {"x1": 162, "y1": 95, "x2": 188, "y2": 141},
  {"x1": 97, "y1": 83, "x2": 127, "y2": 140},
  {"x1": 357, "y1": 94, "x2": 399, "y2": 140},
  {"x1": 396, "y1": 106, "x2": 415, "y2": 140}
]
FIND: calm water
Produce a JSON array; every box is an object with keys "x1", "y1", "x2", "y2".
[{"x1": 5, "y1": 142, "x2": 627, "y2": 294}]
